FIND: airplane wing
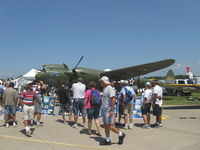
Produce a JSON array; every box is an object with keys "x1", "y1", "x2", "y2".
[
  {"x1": 100, "y1": 59, "x2": 175, "y2": 81},
  {"x1": 162, "y1": 84, "x2": 200, "y2": 92}
]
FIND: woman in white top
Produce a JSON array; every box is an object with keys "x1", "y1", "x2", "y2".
[{"x1": 142, "y1": 82, "x2": 153, "y2": 129}]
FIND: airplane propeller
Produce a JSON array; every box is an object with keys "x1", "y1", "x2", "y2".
[
  {"x1": 67, "y1": 56, "x2": 84, "y2": 87},
  {"x1": 63, "y1": 63, "x2": 69, "y2": 70},
  {"x1": 72, "y1": 55, "x2": 84, "y2": 72}
]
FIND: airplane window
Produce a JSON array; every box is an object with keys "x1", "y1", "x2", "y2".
[
  {"x1": 178, "y1": 81, "x2": 185, "y2": 84},
  {"x1": 50, "y1": 73, "x2": 61, "y2": 77},
  {"x1": 188, "y1": 80, "x2": 194, "y2": 84}
]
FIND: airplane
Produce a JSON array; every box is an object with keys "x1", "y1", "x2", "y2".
[
  {"x1": 161, "y1": 68, "x2": 200, "y2": 94},
  {"x1": 35, "y1": 56, "x2": 175, "y2": 87},
  {"x1": 162, "y1": 83, "x2": 200, "y2": 94}
]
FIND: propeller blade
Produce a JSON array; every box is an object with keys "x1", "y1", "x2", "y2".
[
  {"x1": 63, "y1": 63, "x2": 69, "y2": 70},
  {"x1": 73, "y1": 56, "x2": 84, "y2": 72}
]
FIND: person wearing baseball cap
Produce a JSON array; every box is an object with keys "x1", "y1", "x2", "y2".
[
  {"x1": 3, "y1": 82, "x2": 18, "y2": 128},
  {"x1": 20, "y1": 81, "x2": 37, "y2": 136},
  {"x1": 99, "y1": 76, "x2": 126, "y2": 145},
  {"x1": 152, "y1": 80, "x2": 163, "y2": 128},
  {"x1": 142, "y1": 82, "x2": 153, "y2": 129},
  {"x1": 119, "y1": 79, "x2": 136, "y2": 130}
]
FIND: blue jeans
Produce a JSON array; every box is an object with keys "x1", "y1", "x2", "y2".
[
  {"x1": 87, "y1": 107, "x2": 100, "y2": 120},
  {"x1": 4, "y1": 105, "x2": 16, "y2": 115},
  {"x1": 73, "y1": 99, "x2": 86, "y2": 115}
]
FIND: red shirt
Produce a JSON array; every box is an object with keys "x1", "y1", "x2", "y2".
[{"x1": 20, "y1": 90, "x2": 36, "y2": 105}]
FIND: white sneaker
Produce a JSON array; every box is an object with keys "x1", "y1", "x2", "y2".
[
  {"x1": 125, "y1": 124, "x2": 129, "y2": 130},
  {"x1": 36, "y1": 122, "x2": 41, "y2": 127},
  {"x1": 13, "y1": 122, "x2": 16, "y2": 127},
  {"x1": 26, "y1": 130, "x2": 31, "y2": 136},
  {"x1": 142, "y1": 125, "x2": 150, "y2": 129},
  {"x1": 6, "y1": 123, "x2": 9, "y2": 128},
  {"x1": 129, "y1": 124, "x2": 133, "y2": 130},
  {"x1": 72, "y1": 124, "x2": 78, "y2": 129},
  {"x1": 157, "y1": 124, "x2": 163, "y2": 128}
]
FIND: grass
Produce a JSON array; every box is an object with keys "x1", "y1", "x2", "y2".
[
  {"x1": 137, "y1": 92, "x2": 200, "y2": 105},
  {"x1": 163, "y1": 93, "x2": 200, "y2": 105}
]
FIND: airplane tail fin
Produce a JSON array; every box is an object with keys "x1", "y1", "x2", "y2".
[{"x1": 166, "y1": 69, "x2": 175, "y2": 81}]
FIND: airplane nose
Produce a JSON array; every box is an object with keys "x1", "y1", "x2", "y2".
[{"x1": 35, "y1": 73, "x2": 41, "y2": 79}]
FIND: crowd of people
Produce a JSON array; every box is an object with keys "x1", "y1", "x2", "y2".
[{"x1": 0, "y1": 76, "x2": 163, "y2": 146}]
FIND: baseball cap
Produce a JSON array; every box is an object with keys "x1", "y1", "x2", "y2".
[
  {"x1": 145, "y1": 82, "x2": 151, "y2": 86},
  {"x1": 118, "y1": 80, "x2": 125, "y2": 84},
  {"x1": 124, "y1": 80, "x2": 129, "y2": 84},
  {"x1": 99, "y1": 76, "x2": 110, "y2": 84}
]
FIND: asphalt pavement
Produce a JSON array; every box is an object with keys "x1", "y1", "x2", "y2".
[{"x1": 0, "y1": 105, "x2": 200, "y2": 150}]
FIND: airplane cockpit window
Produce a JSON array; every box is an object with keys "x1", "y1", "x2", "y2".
[
  {"x1": 178, "y1": 81, "x2": 185, "y2": 84},
  {"x1": 50, "y1": 72, "x2": 61, "y2": 77},
  {"x1": 188, "y1": 80, "x2": 194, "y2": 84}
]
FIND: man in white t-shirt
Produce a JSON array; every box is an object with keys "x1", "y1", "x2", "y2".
[
  {"x1": 71, "y1": 77, "x2": 86, "y2": 129},
  {"x1": 142, "y1": 82, "x2": 153, "y2": 129},
  {"x1": 152, "y1": 80, "x2": 163, "y2": 128}
]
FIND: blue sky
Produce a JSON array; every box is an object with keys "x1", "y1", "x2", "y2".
[{"x1": 0, "y1": 0, "x2": 200, "y2": 78}]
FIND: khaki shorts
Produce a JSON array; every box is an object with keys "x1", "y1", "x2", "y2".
[
  {"x1": 23, "y1": 105, "x2": 34, "y2": 121},
  {"x1": 123, "y1": 104, "x2": 133, "y2": 115}
]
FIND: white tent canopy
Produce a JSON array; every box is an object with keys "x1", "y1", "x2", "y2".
[
  {"x1": 23, "y1": 69, "x2": 40, "y2": 78},
  {"x1": 11, "y1": 69, "x2": 40, "y2": 89}
]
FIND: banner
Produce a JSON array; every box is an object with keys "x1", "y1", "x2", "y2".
[
  {"x1": 115, "y1": 96, "x2": 143, "y2": 119},
  {"x1": 17, "y1": 96, "x2": 57, "y2": 117},
  {"x1": 132, "y1": 96, "x2": 143, "y2": 119},
  {"x1": 42, "y1": 96, "x2": 56, "y2": 116}
]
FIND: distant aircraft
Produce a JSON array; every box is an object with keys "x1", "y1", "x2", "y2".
[
  {"x1": 162, "y1": 68, "x2": 200, "y2": 94},
  {"x1": 35, "y1": 56, "x2": 175, "y2": 87},
  {"x1": 162, "y1": 83, "x2": 200, "y2": 93}
]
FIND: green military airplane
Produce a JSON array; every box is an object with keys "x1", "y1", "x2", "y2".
[{"x1": 35, "y1": 56, "x2": 175, "y2": 87}]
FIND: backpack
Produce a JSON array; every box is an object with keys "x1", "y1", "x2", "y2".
[
  {"x1": 90, "y1": 89, "x2": 101, "y2": 107},
  {"x1": 124, "y1": 87, "x2": 134, "y2": 104}
]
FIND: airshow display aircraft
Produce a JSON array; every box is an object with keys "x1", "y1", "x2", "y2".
[{"x1": 35, "y1": 56, "x2": 175, "y2": 87}]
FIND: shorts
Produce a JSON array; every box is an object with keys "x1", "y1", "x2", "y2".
[
  {"x1": 4, "y1": 105, "x2": 16, "y2": 115},
  {"x1": 153, "y1": 105, "x2": 162, "y2": 117},
  {"x1": 73, "y1": 98, "x2": 86, "y2": 115},
  {"x1": 87, "y1": 107, "x2": 100, "y2": 120},
  {"x1": 60, "y1": 103, "x2": 71, "y2": 113},
  {"x1": 102, "y1": 107, "x2": 115, "y2": 125},
  {"x1": 34, "y1": 104, "x2": 43, "y2": 113},
  {"x1": 123, "y1": 104, "x2": 133, "y2": 115},
  {"x1": 23, "y1": 105, "x2": 34, "y2": 121},
  {"x1": 142, "y1": 103, "x2": 151, "y2": 115},
  {"x1": 118, "y1": 104, "x2": 124, "y2": 116}
]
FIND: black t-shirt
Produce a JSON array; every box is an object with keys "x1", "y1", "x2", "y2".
[{"x1": 57, "y1": 86, "x2": 71, "y2": 105}]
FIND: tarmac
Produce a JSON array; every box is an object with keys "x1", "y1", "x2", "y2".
[{"x1": 0, "y1": 105, "x2": 200, "y2": 150}]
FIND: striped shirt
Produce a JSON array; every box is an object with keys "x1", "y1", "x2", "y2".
[{"x1": 20, "y1": 90, "x2": 36, "y2": 106}]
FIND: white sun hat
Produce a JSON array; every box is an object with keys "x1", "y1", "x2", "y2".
[
  {"x1": 118, "y1": 80, "x2": 125, "y2": 84},
  {"x1": 99, "y1": 76, "x2": 110, "y2": 84}
]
